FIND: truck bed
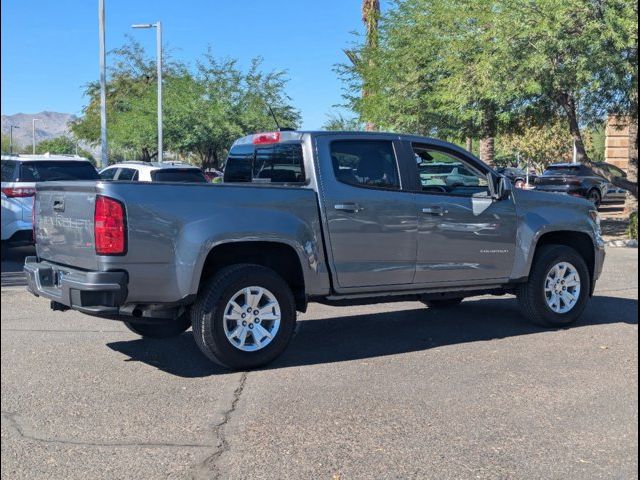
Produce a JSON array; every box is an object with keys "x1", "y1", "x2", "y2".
[{"x1": 34, "y1": 181, "x2": 328, "y2": 304}]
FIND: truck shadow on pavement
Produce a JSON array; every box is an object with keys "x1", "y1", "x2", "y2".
[{"x1": 106, "y1": 295, "x2": 638, "y2": 378}]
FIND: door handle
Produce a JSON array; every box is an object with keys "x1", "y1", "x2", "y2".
[
  {"x1": 335, "y1": 203, "x2": 364, "y2": 213},
  {"x1": 422, "y1": 206, "x2": 447, "y2": 216}
]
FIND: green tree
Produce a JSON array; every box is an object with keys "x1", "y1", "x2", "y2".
[
  {"x1": 489, "y1": 0, "x2": 637, "y2": 195},
  {"x1": 34, "y1": 136, "x2": 95, "y2": 163},
  {"x1": 72, "y1": 40, "x2": 300, "y2": 168},
  {"x1": 71, "y1": 40, "x2": 180, "y2": 162},
  {"x1": 339, "y1": 0, "x2": 637, "y2": 193},
  {"x1": 499, "y1": 119, "x2": 573, "y2": 174},
  {"x1": 1, "y1": 133, "x2": 11, "y2": 154},
  {"x1": 165, "y1": 54, "x2": 300, "y2": 170},
  {"x1": 339, "y1": 0, "x2": 521, "y2": 164},
  {"x1": 322, "y1": 112, "x2": 363, "y2": 131}
]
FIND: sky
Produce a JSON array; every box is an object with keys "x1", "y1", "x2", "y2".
[{"x1": 1, "y1": 0, "x2": 387, "y2": 130}]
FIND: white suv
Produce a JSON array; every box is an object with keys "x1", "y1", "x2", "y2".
[
  {"x1": 99, "y1": 161, "x2": 207, "y2": 183},
  {"x1": 1, "y1": 154, "x2": 98, "y2": 244}
]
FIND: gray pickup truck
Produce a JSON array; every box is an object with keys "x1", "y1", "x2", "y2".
[{"x1": 25, "y1": 131, "x2": 605, "y2": 369}]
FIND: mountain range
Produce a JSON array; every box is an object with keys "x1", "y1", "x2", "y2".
[
  {"x1": 1, "y1": 111, "x2": 101, "y2": 157},
  {"x1": 1, "y1": 111, "x2": 79, "y2": 148}
]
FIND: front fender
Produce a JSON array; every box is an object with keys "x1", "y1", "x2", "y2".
[{"x1": 510, "y1": 190, "x2": 600, "y2": 280}]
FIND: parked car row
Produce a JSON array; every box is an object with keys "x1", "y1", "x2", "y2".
[
  {"x1": 1, "y1": 150, "x2": 631, "y2": 247},
  {"x1": 497, "y1": 161, "x2": 628, "y2": 207},
  {"x1": 1, "y1": 155, "x2": 219, "y2": 244}
]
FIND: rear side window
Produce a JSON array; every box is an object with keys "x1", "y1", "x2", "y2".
[
  {"x1": 116, "y1": 168, "x2": 138, "y2": 181},
  {"x1": 224, "y1": 143, "x2": 305, "y2": 184},
  {"x1": 151, "y1": 169, "x2": 207, "y2": 183},
  {"x1": 18, "y1": 161, "x2": 100, "y2": 182},
  {"x1": 1, "y1": 161, "x2": 18, "y2": 182},
  {"x1": 543, "y1": 166, "x2": 580, "y2": 176},
  {"x1": 330, "y1": 140, "x2": 400, "y2": 190}
]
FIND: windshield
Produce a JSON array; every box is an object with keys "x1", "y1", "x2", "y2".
[{"x1": 18, "y1": 161, "x2": 99, "y2": 182}]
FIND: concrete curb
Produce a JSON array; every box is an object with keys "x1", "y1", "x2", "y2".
[{"x1": 605, "y1": 239, "x2": 638, "y2": 248}]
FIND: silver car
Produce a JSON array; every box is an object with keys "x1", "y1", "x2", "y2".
[{"x1": 1, "y1": 154, "x2": 98, "y2": 244}]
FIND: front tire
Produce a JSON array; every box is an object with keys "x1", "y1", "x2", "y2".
[
  {"x1": 124, "y1": 314, "x2": 191, "y2": 339},
  {"x1": 517, "y1": 245, "x2": 590, "y2": 327},
  {"x1": 191, "y1": 264, "x2": 296, "y2": 370},
  {"x1": 587, "y1": 189, "x2": 602, "y2": 207}
]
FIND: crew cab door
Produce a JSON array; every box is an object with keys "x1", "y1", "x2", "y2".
[
  {"x1": 315, "y1": 135, "x2": 417, "y2": 289},
  {"x1": 407, "y1": 142, "x2": 517, "y2": 285}
]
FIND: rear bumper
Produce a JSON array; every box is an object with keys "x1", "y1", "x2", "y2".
[
  {"x1": 1, "y1": 220, "x2": 33, "y2": 242},
  {"x1": 24, "y1": 257, "x2": 128, "y2": 315}
]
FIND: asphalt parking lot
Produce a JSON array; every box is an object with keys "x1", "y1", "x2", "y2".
[{"x1": 1, "y1": 246, "x2": 637, "y2": 480}]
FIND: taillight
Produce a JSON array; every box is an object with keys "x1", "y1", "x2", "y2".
[
  {"x1": 94, "y1": 195, "x2": 126, "y2": 255},
  {"x1": 2, "y1": 187, "x2": 36, "y2": 197},
  {"x1": 253, "y1": 132, "x2": 280, "y2": 145}
]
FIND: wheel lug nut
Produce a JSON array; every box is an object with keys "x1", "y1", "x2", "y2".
[
  {"x1": 242, "y1": 321, "x2": 247, "y2": 326},
  {"x1": 255, "y1": 318, "x2": 260, "y2": 323},
  {"x1": 241, "y1": 313, "x2": 246, "y2": 319},
  {"x1": 249, "y1": 324, "x2": 254, "y2": 329}
]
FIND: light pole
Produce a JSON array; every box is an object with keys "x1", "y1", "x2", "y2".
[
  {"x1": 32, "y1": 118, "x2": 39, "y2": 154},
  {"x1": 9, "y1": 125, "x2": 19, "y2": 155},
  {"x1": 132, "y1": 21, "x2": 162, "y2": 162},
  {"x1": 99, "y1": 0, "x2": 108, "y2": 168}
]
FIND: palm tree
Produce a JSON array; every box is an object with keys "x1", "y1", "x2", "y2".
[
  {"x1": 361, "y1": 0, "x2": 380, "y2": 131},
  {"x1": 362, "y1": 0, "x2": 380, "y2": 49}
]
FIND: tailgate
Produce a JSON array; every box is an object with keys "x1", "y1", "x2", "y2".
[{"x1": 35, "y1": 182, "x2": 100, "y2": 270}]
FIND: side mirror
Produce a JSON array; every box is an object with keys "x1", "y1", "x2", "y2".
[{"x1": 496, "y1": 175, "x2": 512, "y2": 200}]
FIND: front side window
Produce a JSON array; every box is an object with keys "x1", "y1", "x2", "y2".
[
  {"x1": 413, "y1": 145, "x2": 489, "y2": 196},
  {"x1": 100, "y1": 168, "x2": 118, "y2": 180},
  {"x1": 224, "y1": 143, "x2": 305, "y2": 184},
  {"x1": 330, "y1": 140, "x2": 400, "y2": 190}
]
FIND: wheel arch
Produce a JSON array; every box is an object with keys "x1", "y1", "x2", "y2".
[
  {"x1": 530, "y1": 231, "x2": 596, "y2": 295},
  {"x1": 196, "y1": 241, "x2": 308, "y2": 312}
]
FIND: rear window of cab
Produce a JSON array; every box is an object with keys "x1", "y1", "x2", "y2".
[{"x1": 224, "y1": 143, "x2": 305, "y2": 184}]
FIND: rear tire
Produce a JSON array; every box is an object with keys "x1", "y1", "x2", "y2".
[
  {"x1": 425, "y1": 298, "x2": 464, "y2": 309},
  {"x1": 517, "y1": 245, "x2": 590, "y2": 327},
  {"x1": 191, "y1": 264, "x2": 296, "y2": 370},
  {"x1": 124, "y1": 314, "x2": 191, "y2": 339}
]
